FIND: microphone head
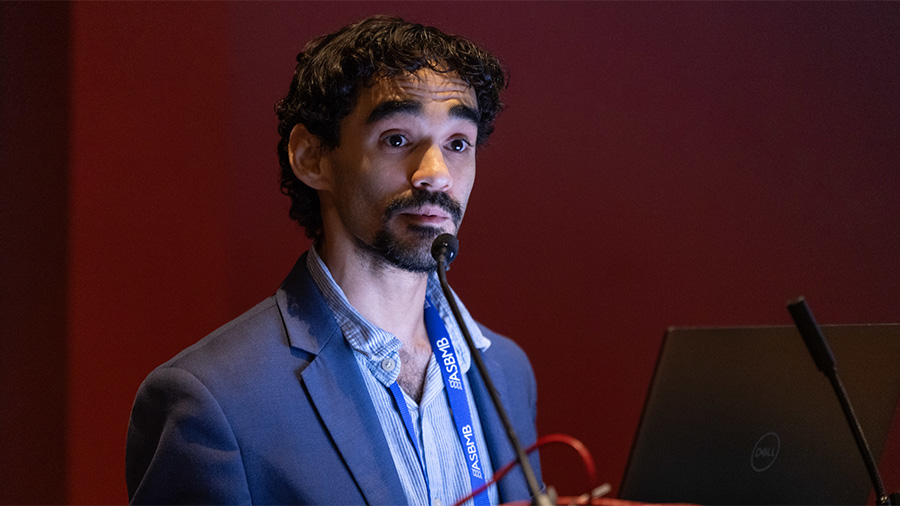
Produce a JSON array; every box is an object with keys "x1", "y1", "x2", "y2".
[{"x1": 431, "y1": 233, "x2": 459, "y2": 266}]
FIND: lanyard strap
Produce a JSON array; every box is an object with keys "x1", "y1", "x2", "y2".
[
  {"x1": 423, "y1": 295, "x2": 491, "y2": 506},
  {"x1": 388, "y1": 382, "x2": 431, "y2": 501},
  {"x1": 386, "y1": 296, "x2": 491, "y2": 506}
]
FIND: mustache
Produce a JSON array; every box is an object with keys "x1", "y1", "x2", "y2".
[{"x1": 383, "y1": 190, "x2": 463, "y2": 224}]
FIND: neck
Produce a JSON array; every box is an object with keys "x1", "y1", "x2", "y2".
[{"x1": 317, "y1": 237, "x2": 431, "y2": 348}]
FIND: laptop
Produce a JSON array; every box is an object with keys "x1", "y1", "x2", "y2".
[{"x1": 619, "y1": 324, "x2": 900, "y2": 505}]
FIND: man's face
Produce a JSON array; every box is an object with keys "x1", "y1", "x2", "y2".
[{"x1": 320, "y1": 69, "x2": 479, "y2": 272}]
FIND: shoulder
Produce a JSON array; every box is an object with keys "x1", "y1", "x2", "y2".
[
  {"x1": 133, "y1": 298, "x2": 297, "y2": 418},
  {"x1": 161, "y1": 297, "x2": 291, "y2": 379},
  {"x1": 476, "y1": 323, "x2": 537, "y2": 392},
  {"x1": 478, "y1": 323, "x2": 531, "y2": 367},
  {"x1": 148, "y1": 253, "x2": 333, "y2": 387},
  {"x1": 126, "y1": 297, "x2": 298, "y2": 503}
]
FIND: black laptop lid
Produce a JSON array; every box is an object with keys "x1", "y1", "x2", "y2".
[{"x1": 620, "y1": 324, "x2": 900, "y2": 505}]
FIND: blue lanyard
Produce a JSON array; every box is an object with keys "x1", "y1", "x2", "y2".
[
  {"x1": 388, "y1": 381, "x2": 431, "y2": 501},
  {"x1": 386, "y1": 296, "x2": 491, "y2": 506}
]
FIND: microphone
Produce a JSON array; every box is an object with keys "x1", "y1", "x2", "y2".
[
  {"x1": 431, "y1": 233, "x2": 459, "y2": 267},
  {"x1": 787, "y1": 297, "x2": 836, "y2": 374},
  {"x1": 787, "y1": 297, "x2": 896, "y2": 505},
  {"x1": 431, "y1": 234, "x2": 552, "y2": 506}
]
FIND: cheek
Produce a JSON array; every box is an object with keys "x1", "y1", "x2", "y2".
[
  {"x1": 455, "y1": 166, "x2": 476, "y2": 204},
  {"x1": 329, "y1": 161, "x2": 379, "y2": 222},
  {"x1": 347, "y1": 173, "x2": 400, "y2": 224}
]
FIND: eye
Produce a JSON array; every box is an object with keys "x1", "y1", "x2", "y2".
[
  {"x1": 382, "y1": 133, "x2": 409, "y2": 148},
  {"x1": 447, "y1": 138, "x2": 472, "y2": 153}
]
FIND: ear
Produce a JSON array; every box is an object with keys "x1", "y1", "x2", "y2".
[{"x1": 288, "y1": 124, "x2": 332, "y2": 191}]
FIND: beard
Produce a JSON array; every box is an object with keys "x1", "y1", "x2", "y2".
[{"x1": 356, "y1": 190, "x2": 463, "y2": 273}]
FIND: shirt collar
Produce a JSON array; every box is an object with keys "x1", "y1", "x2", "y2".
[{"x1": 306, "y1": 244, "x2": 491, "y2": 385}]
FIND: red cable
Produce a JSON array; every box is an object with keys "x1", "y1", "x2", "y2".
[{"x1": 451, "y1": 433, "x2": 598, "y2": 506}]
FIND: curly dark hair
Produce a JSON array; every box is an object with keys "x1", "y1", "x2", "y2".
[{"x1": 275, "y1": 15, "x2": 508, "y2": 239}]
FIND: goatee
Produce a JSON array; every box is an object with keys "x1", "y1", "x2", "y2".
[{"x1": 358, "y1": 190, "x2": 463, "y2": 273}]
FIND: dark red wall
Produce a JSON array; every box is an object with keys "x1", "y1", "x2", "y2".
[
  {"x1": 3, "y1": 2, "x2": 899, "y2": 503},
  {"x1": 0, "y1": 3, "x2": 69, "y2": 504}
]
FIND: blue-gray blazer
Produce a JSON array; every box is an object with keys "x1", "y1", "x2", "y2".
[{"x1": 126, "y1": 254, "x2": 541, "y2": 505}]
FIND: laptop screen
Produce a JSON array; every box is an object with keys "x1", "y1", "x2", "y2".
[{"x1": 619, "y1": 324, "x2": 900, "y2": 505}]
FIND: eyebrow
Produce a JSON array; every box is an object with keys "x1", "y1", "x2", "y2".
[
  {"x1": 365, "y1": 100, "x2": 480, "y2": 126},
  {"x1": 366, "y1": 100, "x2": 421, "y2": 124},
  {"x1": 449, "y1": 104, "x2": 480, "y2": 125}
]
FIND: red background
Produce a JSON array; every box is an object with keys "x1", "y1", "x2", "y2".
[{"x1": 2, "y1": 2, "x2": 899, "y2": 503}]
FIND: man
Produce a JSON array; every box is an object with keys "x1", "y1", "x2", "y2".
[{"x1": 126, "y1": 16, "x2": 541, "y2": 505}]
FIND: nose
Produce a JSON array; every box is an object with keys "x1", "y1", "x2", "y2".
[{"x1": 411, "y1": 144, "x2": 452, "y2": 192}]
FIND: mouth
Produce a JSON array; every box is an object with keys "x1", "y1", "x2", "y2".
[
  {"x1": 398, "y1": 205, "x2": 453, "y2": 225},
  {"x1": 401, "y1": 205, "x2": 451, "y2": 219},
  {"x1": 383, "y1": 191, "x2": 464, "y2": 232}
]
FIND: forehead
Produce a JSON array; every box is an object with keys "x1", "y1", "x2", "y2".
[{"x1": 356, "y1": 69, "x2": 477, "y2": 114}]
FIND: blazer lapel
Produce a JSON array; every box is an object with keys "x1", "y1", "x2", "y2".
[
  {"x1": 468, "y1": 350, "x2": 530, "y2": 503},
  {"x1": 276, "y1": 255, "x2": 406, "y2": 505},
  {"x1": 302, "y1": 344, "x2": 407, "y2": 505}
]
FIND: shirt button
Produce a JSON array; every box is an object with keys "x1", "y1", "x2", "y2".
[
  {"x1": 433, "y1": 500, "x2": 442, "y2": 506},
  {"x1": 381, "y1": 357, "x2": 396, "y2": 372}
]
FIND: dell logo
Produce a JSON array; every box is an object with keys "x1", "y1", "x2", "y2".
[{"x1": 751, "y1": 432, "x2": 780, "y2": 472}]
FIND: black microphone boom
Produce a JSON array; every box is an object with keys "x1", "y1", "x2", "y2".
[
  {"x1": 431, "y1": 234, "x2": 552, "y2": 506},
  {"x1": 787, "y1": 297, "x2": 894, "y2": 505}
]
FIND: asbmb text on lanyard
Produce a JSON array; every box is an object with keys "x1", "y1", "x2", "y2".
[{"x1": 387, "y1": 295, "x2": 491, "y2": 506}]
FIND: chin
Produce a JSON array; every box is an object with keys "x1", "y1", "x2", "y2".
[{"x1": 371, "y1": 224, "x2": 444, "y2": 273}]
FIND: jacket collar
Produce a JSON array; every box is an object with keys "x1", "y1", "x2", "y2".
[{"x1": 275, "y1": 254, "x2": 407, "y2": 505}]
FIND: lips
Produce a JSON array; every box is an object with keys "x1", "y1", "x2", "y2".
[
  {"x1": 400, "y1": 205, "x2": 452, "y2": 220},
  {"x1": 398, "y1": 206, "x2": 453, "y2": 227},
  {"x1": 383, "y1": 190, "x2": 463, "y2": 225}
]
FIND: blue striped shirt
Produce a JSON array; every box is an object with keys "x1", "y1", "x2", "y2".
[{"x1": 307, "y1": 247, "x2": 499, "y2": 506}]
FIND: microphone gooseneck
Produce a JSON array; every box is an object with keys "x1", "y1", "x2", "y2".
[
  {"x1": 430, "y1": 235, "x2": 551, "y2": 506},
  {"x1": 787, "y1": 297, "x2": 892, "y2": 505}
]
